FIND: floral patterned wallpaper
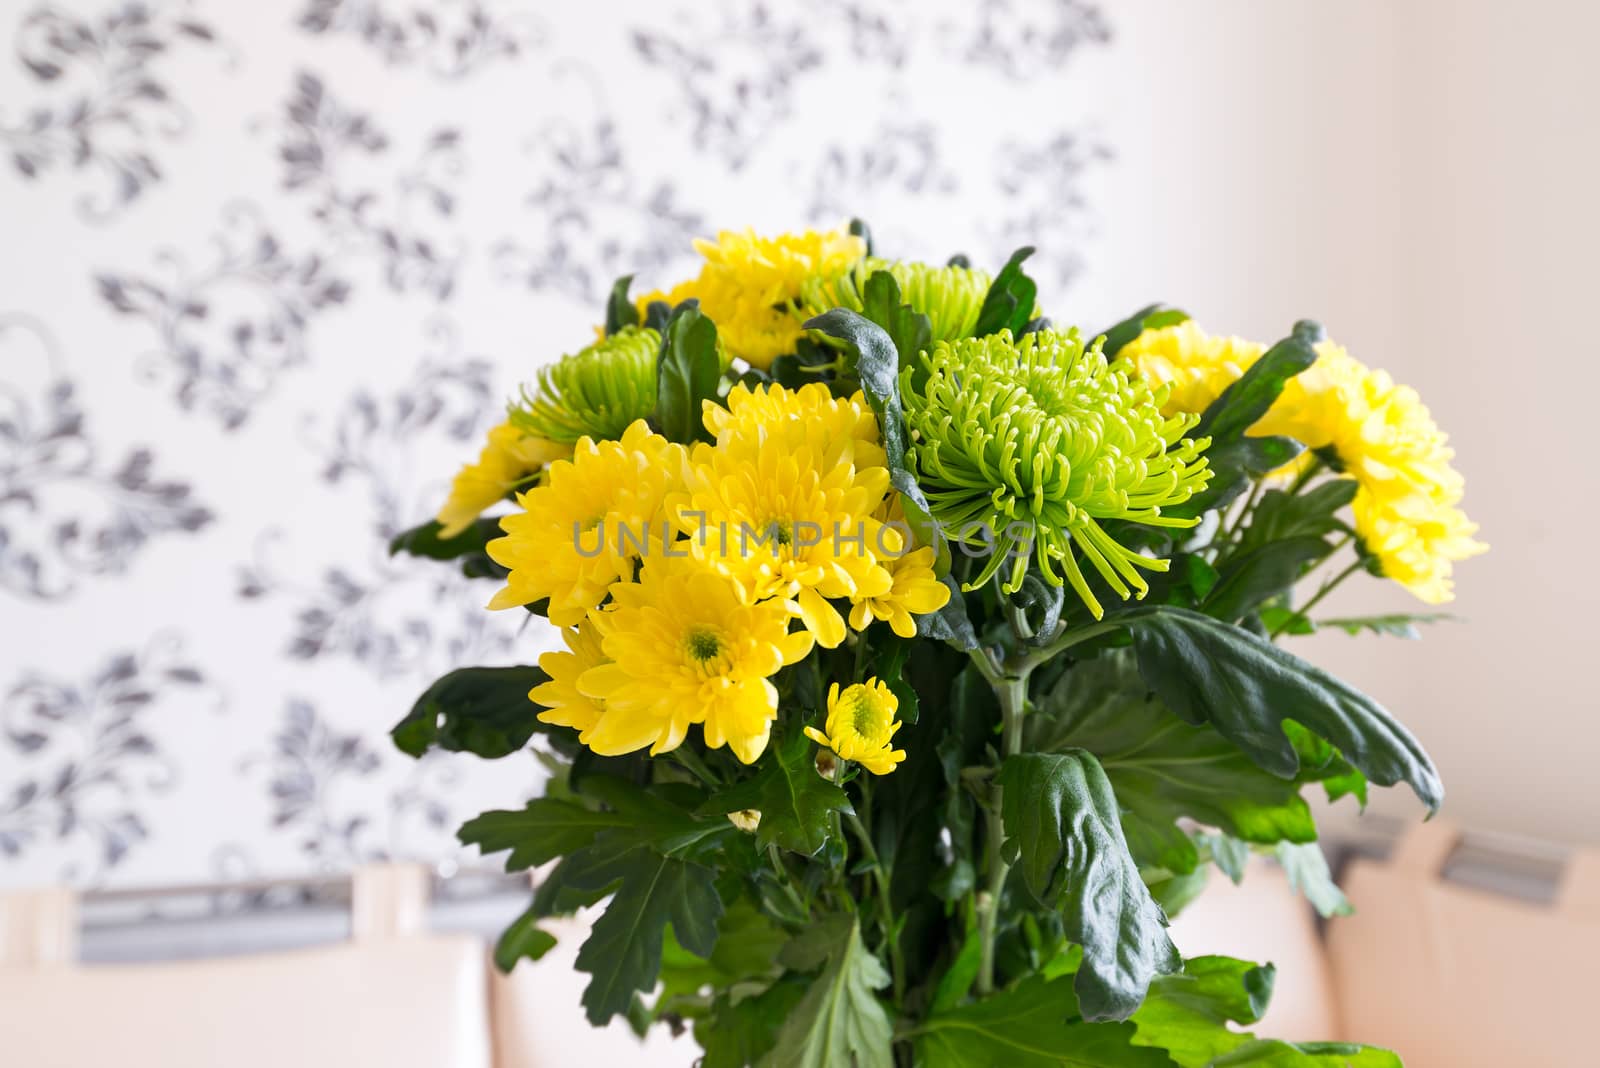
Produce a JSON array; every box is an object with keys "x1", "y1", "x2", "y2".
[{"x1": 0, "y1": 0, "x2": 1113, "y2": 891}]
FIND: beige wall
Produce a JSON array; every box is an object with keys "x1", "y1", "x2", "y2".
[{"x1": 1081, "y1": 1, "x2": 1600, "y2": 844}]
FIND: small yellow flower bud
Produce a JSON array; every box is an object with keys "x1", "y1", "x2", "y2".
[
  {"x1": 727, "y1": 809, "x2": 762, "y2": 833},
  {"x1": 815, "y1": 749, "x2": 839, "y2": 779}
]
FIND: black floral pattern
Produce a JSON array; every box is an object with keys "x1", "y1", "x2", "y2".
[
  {"x1": 279, "y1": 71, "x2": 465, "y2": 299},
  {"x1": 0, "y1": 316, "x2": 212, "y2": 600},
  {"x1": 0, "y1": 636, "x2": 212, "y2": 879},
  {"x1": 494, "y1": 116, "x2": 704, "y2": 302},
  {"x1": 631, "y1": 3, "x2": 824, "y2": 170},
  {"x1": 941, "y1": 0, "x2": 1112, "y2": 76},
  {"x1": 3, "y1": 0, "x2": 1114, "y2": 892},
  {"x1": 296, "y1": 0, "x2": 539, "y2": 79},
  {"x1": 989, "y1": 131, "x2": 1112, "y2": 290},
  {"x1": 237, "y1": 321, "x2": 522, "y2": 678},
  {"x1": 96, "y1": 205, "x2": 351, "y2": 429},
  {"x1": 0, "y1": 1, "x2": 221, "y2": 220}
]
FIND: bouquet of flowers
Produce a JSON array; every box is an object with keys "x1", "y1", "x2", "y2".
[{"x1": 391, "y1": 223, "x2": 1483, "y2": 1067}]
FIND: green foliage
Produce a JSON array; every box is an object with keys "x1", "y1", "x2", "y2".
[
  {"x1": 388, "y1": 517, "x2": 507, "y2": 580},
  {"x1": 1131, "y1": 955, "x2": 1401, "y2": 1067},
  {"x1": 997, "y1": 752, "x2": 1181, "y2": 1021},
  {"x1": 1029, "y1": 654, "x2": 1318, "y2": 876},
  {"x1": 494, "y1": 905, "x2": 559, "y2": 971},
  {"x1": 392, "y1": 666, "x2": 550, "y2": 760},
  {"x1": 654, "y1": 302, "x2": 721, "y2": 444},
  {"x1": 916, "y1": 974, "x2": 1170, "y2": 1067},
  {"x1": 1125, "y1": 606, "x2": 1444, "y2": 812},
  {"x1": 699, "y1": 729, "x2": 855, "y2": 856},
  {"x1": 859, "y1": 269, "x2": 933, "y2": 368},
  {"x1": 1274, "y1": 841, "x2": 1354, "y2": 918},
  {"x1": 1168, "y1": 324, "x2": 1322, "y2": 519},
  {"x1": 571, "y1": 849, "x2": 723, "y2": 1024},
  {"x1": 764, "y1": 917, "x2": 894, "y2": 1068},
  {"x1": 393, "y1": 259, "x2": 1453, "y2": 1065},
  {"x1": 604, "y1": 273, "x2": 640, "y2": 335},
  {"x1": 973, "y1": 246, "x2": 1039, "y2": 338},
  {"x1": 805, "y1": 301, "x2": 961, "y2": 588}
]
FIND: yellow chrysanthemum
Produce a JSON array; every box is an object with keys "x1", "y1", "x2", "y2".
[
  {"x1": 670, "y1": 427, "x2": 897, "y2": 650},
  {"x1": 804, "y1": 680, "x2": 905, "y2": 776},
  {"x1": 530, "y1": 625, "x2": 607, "y2": 740},
  {"x1": 1252, "y1": 343, "x2": 1485, "y2": 602},
  {"x1": 1118, "y1": 323, "x2": 1486, "y2": 603},
  {"x1": 1116, "y1": 319, "x2": 1265, "y2": 418},
  {"x1": 703, "y1": 381, "x2": 887, "y2": 472},
  {"x1": 575, "y1": 555, "x2": 814, "y2": 764},
  {"x1": 848, "y1": 496, "x2": 951, "y2": 638},
  {"x1": 435, "y1": 422, "x2": 570, "y2": 538},
  {"x1": 486, "y1": 420, "x2": 684, "y2": 626},
  {"x1": 636, "y1": 226, "x2": 866, "y2": 370}
]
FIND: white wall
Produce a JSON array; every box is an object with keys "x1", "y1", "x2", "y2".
[{"x1": 1085, "y1": 0, "x2": 1600, "y2": 845}]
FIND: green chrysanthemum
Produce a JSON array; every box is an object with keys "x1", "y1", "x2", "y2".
[
  {"x1": 799, "y1": 257, "x2": 993, "y2": 342},
  {"x1": 510, "y1": 326, "x2": 660, "y2": 443},
  {"x1": 901, "y1": 328, "x2": 1212, "y2": 618}
]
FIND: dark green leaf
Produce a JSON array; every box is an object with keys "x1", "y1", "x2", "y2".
[
  {"x1": 571, "y1": 850, "x2": 724, "y2": 1024},
  {"x1": 1145, "y1": 864, "x2": 1210, "y2": 920},
  {"x1": 493, "y1": 904, "x2": 558, "y2": 972},
  {"x1": 655, "y1": 302, "x2": 721, "y2": 444},
  {"x1": 643, "y1": 299, "x2": 673, "y2": 331},
  {"x1": 973, "y1": 247, "x2": 1039, "y2": 338},
  {"x1": 604, "y1": 273, "x2": 639, "y2": 335},
  {"x1": 1234, "y1": 481, "x2": 1358, "y2": 556},
  {"x1": 1194, "y1": 325, "x2": 1320, "y2": 443},
  {"x1": 928, "y1": 910, "x2": 983, "y2": 1013},
  {"x1": 1009, "y1": 572, "x2": 1066, "y2": 645},
  {"x1": 1204, "y1": 536, "x2": 1334, "y2": 623},
  {"x1": 393, "y1": 666, "x2": 548, "y2": 759},
  {"x1": 762, "y1": 917, "x2": 893, "y2": 1068},
  {"x1": 859, "y1": 269, "x2": 932, "y2": 368},
  {"x1": 1132, "y1": 954, "x2": 1400, "y2": 1067},
  {"x1": 849, "y1": 216, "x2": 874, "y2": 256},
  {"x1": 1130, "y1": 955, "x2": 1274, "y2": 1067},
  {"x1": 388, "y1": 517, "x2": 507, "y2": 580},
  {"x1": 915, "y1": 575, "x2": 979, "y2": 650},
  {"x1": 997, "y1": 751, "x2": 1182, "y2": 1021},
  {"x1": 1211, "y1": 1040, "x2": 1401, "y2": 1066},
  {"x1": 1098, "y1": 305, "x2": 1190, "y2": 359},
  {"x1": 698, "y1": 980, "x2": 808, "y2": 1068},
  {"x1": 698, "y1": 729, "x2": 854, "y2": 856},
  {"x1": 459, "y1": 797, "x2": 626, "y2": 872},
  {"x1": 1028, "y1": 654, "x2": 1317, "y2": 874},
  {"x1": 917, "y1": 974, "x2": 1173, "y2": 1067},
  {"x1": 1274, "y1": 841, "x2": 1353, "y2": 918},
  {"x1": 805, "y1": 307, "x2": 960, "y2": 589},
  {"x1": 1125, "y1": 606, "x2": 1443, "y2": 812},
  {"x1": 1172, "y1": 437, "x2": 1305, "y2": 519},
  {"x1": 1314, "y1": 612, "x2": 1455, "y2": 639}
]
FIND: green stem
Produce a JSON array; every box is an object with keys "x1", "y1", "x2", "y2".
[
  {"x1": 671, "y1": 747, "x2": 720, "y2": 788},
  {"x1": 846, "y1": 808, "x2": 904, "y2": 1002},
  {"x1": 1271, "y1": 555, "x2": 1365, "y2": 638},
  {"x1": 976, "y1": 671, "x2": 1029, "y2": 995}
]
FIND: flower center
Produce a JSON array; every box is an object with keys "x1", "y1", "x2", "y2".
[{"x1": 685, "y1": 628, "x2": 724, "y2": 663}]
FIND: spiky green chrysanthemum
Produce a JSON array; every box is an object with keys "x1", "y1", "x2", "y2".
[
  {"x1": 901, "y1": 328, "x2": 1212, "y2": 618},
  {"x1": 799, "y1": 257, "x2": 993, "y2": 343},
  {"x1": 510, "y1": 326, "x2": 660, "y2": 443}
]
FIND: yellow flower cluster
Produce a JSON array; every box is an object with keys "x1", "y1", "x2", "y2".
[
  {"x1": 805, "y1": 679, "x2": 906, "y2": 776},
  {"x1": 488, "y1": 383, "x2": 949, "y2": 765},
  {"x1": 434, "y1": 422, "x2": 569, "y2": 539},
  {"x1": 1119, "y1": 323, "x2": 1486, "y2": 603},
  {"x1": 635, "y1": 227, "x2": 866, "y2": 370}
]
